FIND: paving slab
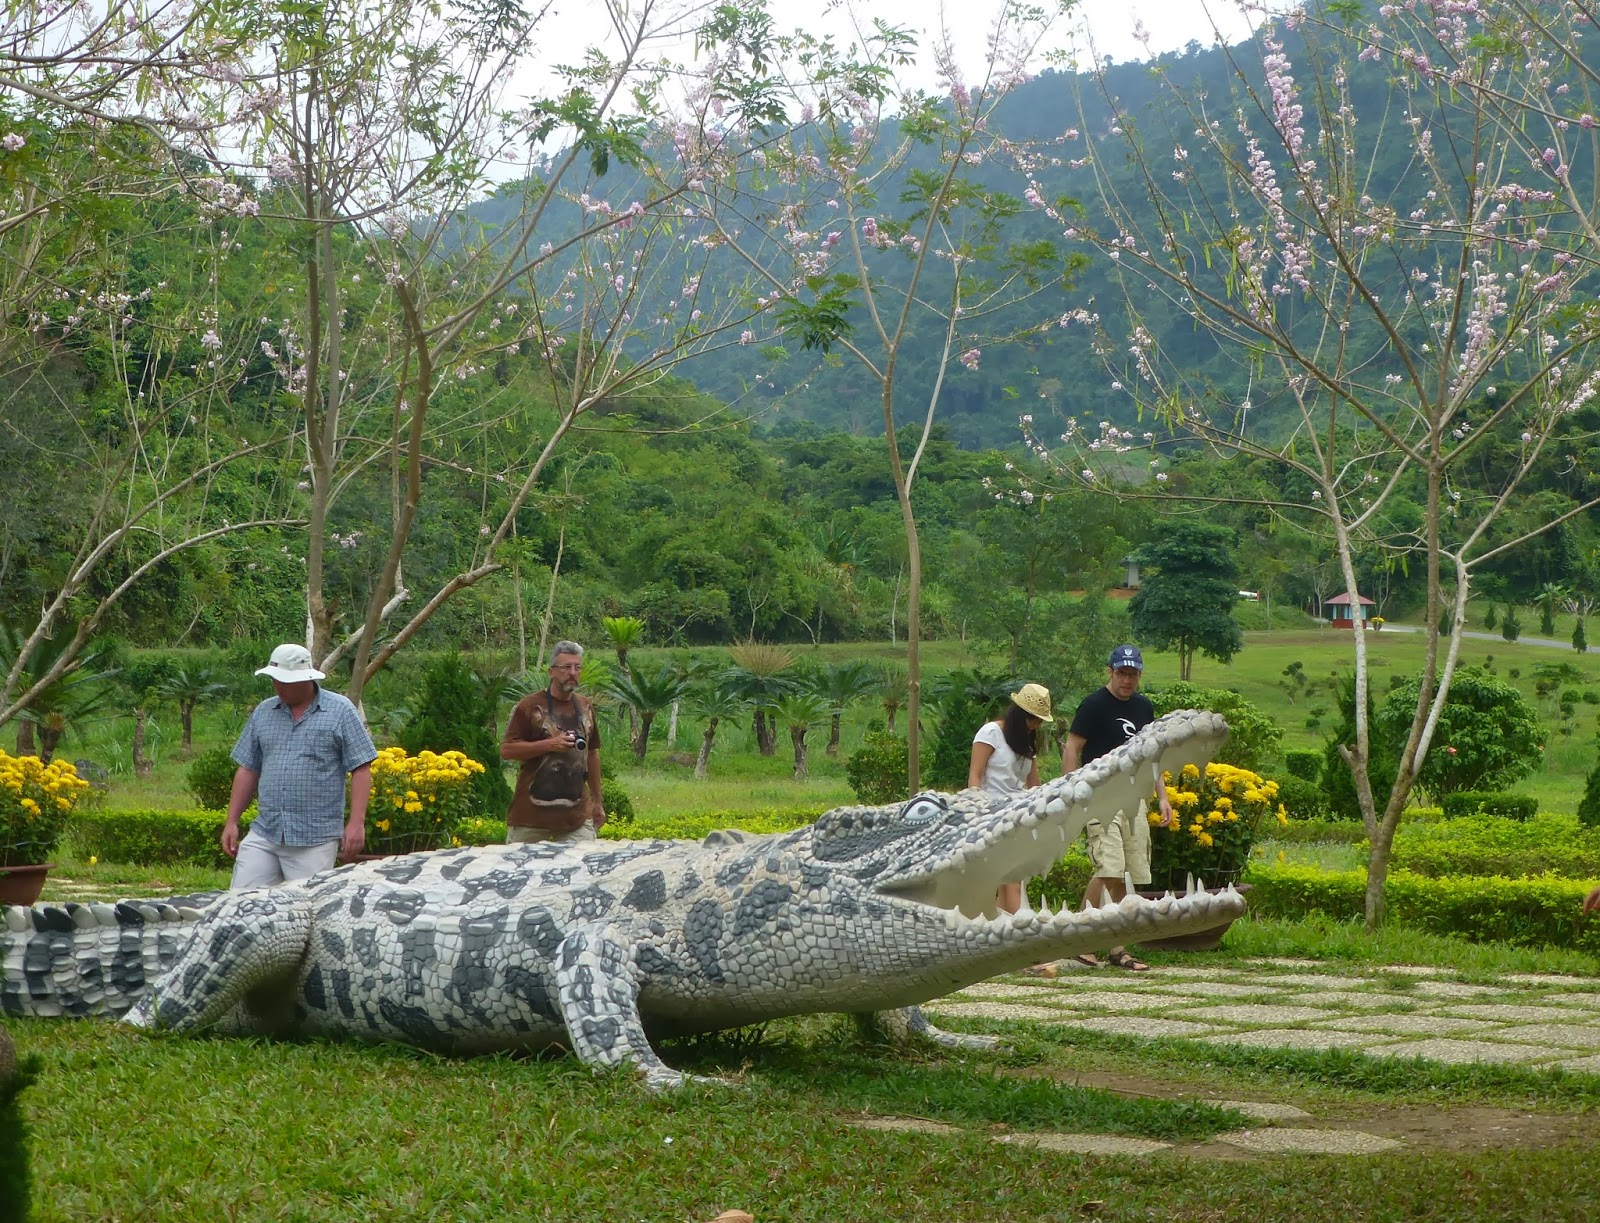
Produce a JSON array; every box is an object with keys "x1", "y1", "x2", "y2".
[
  {"x1": 1211, "y1": 1100, "x2": 1314, "y2": 1121},
  {"x1": 954, "y1": 982, "x2": 1053, "y2": 1001},
  {"x1": 1031, "y1": 989, "x2": 1181, "y2": 1011},
  {"x1": 1438, "y1": 1003, "x2": 1582, "y2": 1023},
  {"x1": 924, "y1": 1001, "x2": 1071, "y2": 1022},
  {"x1": 1410, "y1": 980, "x2": 1510, "y2": 999},
  {"x1": 1371, "y1": 964, "x2": 1452, "y2": 977},
  {"x1": 1541, "y1": 993, "x2": 1600, "y2": 1010},
  {"x1": 997, "y1": 1132, "x2": 1172, "y2": 1156},
  {"x1": 1296, "y1": 991, "x2": 1422, "y2": 1011},
  {"x1": 1313, "y1": 1013, "x2": 1506, "y2": 1037},
  {"x1": 1198, "y1": 1028, "x2": 1393, "y2": 1052},
  {"x1": 1549, "y1": 1054, "x2": 1600, "y2": 1075},
  {"x1": 1500, "y1": 973, "x2": 1600, "y2": 987},
  {"x1": 1251, "y1": 973, "x2": 1376, "y2": 990},
  {"x1": 847, "y1": 1117, "x2": 963, "y2": 1136},
  {"x1": 1181, "y1": 1003, "x2": 1340, "y2": 1025},
  {"x1": 1216, "y1": 1128, "x2": 1403, "y2": 1155},
  {"x1": 1364, "y1": 1038, "x2": 1569, "y2": 1065},
  {"x1": 1135, "y1": 965, "x2": 1262, "y2": 979},
  {"x1": 1252, "y1": 957, "x2": 1322, "y2": 968},
  {"x1": 1058, "y1": 1015, "x2": 1226, "y2": 1040},
  {"x1": 1141, "y1": 981, "x2": 1293, "y2": 999},
  {"x1": 1488, "y1": 1023, "x2": 1600, "y2": 1049}
]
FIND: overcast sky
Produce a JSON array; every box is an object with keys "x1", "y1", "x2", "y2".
[{"x1": 510, "y1": 0, "x2": 1263, "y2": 102}]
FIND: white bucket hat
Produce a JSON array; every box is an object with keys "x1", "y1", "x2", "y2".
[{"x1": 256, "y1": 643, "x2": 326, "y2": 683}]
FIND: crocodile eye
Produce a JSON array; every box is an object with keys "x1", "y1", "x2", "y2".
[{"x1": 900, "y1": 794, "x2": 946, "y2": 825}]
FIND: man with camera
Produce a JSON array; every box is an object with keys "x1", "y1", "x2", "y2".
[{"x1": 501, "y1": 640, "x2": 606, "y2": 844}]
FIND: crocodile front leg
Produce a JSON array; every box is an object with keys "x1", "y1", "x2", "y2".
[
  {"x1": 123, "y1": 891, "x2": 313, "y2": 1034},
  {"x1": 552, "y1": 922, "x2": 687, "y2": 1088}
]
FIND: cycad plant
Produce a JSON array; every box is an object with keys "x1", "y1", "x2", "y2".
[
  {"x1": 725, "y1": 642, "x2": 796, "y2": 757},
  {"x1": 603, "y1": 664, "x2": 693, "y2": 761},
  {"x1": 805, "y1": 659, "x2": 879, "y2": 757},
  {"x1": 157, "y1": 665, "x2": 228, "y2": 754},
  {"x1": 875, "y1": 662, "x2": 909, "y2": 734},
  {"x1": 773, "y1": 691, "x2": 831, "y2": 781},
  {"x1": 687, "y1": 680, "x2": 752, "y2": 779}
]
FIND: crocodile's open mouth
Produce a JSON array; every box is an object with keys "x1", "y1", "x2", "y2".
[{"x1": 878, "y1": 709, "x2": 1232, "y2": 924}]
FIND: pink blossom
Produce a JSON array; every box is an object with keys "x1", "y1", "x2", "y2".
[
  {"x1": 958, "y1": 348, "x2": 981, "y2": 371},
  {"x1": 2, "y1": 133, "x2": 25, "y2": 152}
]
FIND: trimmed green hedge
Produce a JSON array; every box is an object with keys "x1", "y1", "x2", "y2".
[
  {"x1": 1390, "y1": 813, "x2": 1600, "y2": 881},
  {"x1": 1245, "y1": 863, "x2": 1600, "y2": 952},
  {"x1": 71, "y1": 807, "x2": 255, "y2": 870},
  {"x1": 1441, "y1": 790, "x2": 1538, "y2": 821}
]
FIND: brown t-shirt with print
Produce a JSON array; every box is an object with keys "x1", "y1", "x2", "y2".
[{"x1": 503, "y1": 690, "x2": 600, "y2": 831}]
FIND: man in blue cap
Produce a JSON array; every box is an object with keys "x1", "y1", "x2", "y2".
[{"x1": 1060, "y1": 644, "x2": 1174, "y2": 971}]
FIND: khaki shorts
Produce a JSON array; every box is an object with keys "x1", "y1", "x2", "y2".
[
  {"x1": 506, "y1": 821, "x2": 598, "y2": 846},
  {"x1": 1086, "y1": 801, "x2": 1151, "y2": 886}
]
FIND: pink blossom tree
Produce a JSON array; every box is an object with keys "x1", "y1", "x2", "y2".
[{"x1": 1027, "y1": 5, "x2": 1600, "y2": 923}]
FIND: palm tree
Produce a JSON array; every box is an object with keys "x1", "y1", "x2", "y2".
[
  {"x1": 725, "y1": 642, "x2": 797, "y2": 757},
  {"x1": 687, "y1": 681, "x2": 751, "y2": 780},
  {"x1": 157, "y1": 665, "x2": 228, "y2": 754},
  {"x1": 805, "y1": 659, "x2": 879, "y2": 757},
  {"x1": 601, "y1": 616, "x2": 645, "y2": 741},
  {"x1": 603, "y1": 664, "x2": 693, "y2": 761},
  {"x1": 1, "y1": 627, "x2": 119, "y2": 762},
  {"x1": 1536, "y1": 582, "x2": 1568, "y2": 637},
  {"x1": 875, "y1": 662, "x2": 909, "y2": 734},
  {"x1": 773, "y1": 691, "x2": 831, "y2": 781}
]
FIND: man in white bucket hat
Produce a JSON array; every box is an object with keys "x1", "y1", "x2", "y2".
[{"x1": 221, "y1": 643, "x2": 377, "y2": 889}]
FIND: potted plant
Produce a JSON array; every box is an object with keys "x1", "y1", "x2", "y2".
[
  {"x1": 364, "y1": 746, "x2": 487, "y2": 857},
  {"x1": 1137, "y1": 761, "x2": 1287, "y2": 950},
  {"x1": 0, "y1": 752, "x2": 92, "y2": 904}
]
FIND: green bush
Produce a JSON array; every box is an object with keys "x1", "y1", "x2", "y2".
[
  {"x1": 1147, "y1": 682, "x2": 1281, "y2": 772},
  {"x1": 456, "y1": 815, "x2": 508, "y2": 846},
  {"x1": 1439, "y1": 791, "x2": 1537, "y2": 821},
  {"x1": 602, "y1": 808, "x2": 822, "y2": 842},
  {"x1": 846, "y1": 731, "x2": 914, "y2": 804},
  {"x1": 185, "y1": 746, "x2": 237, "y2": 810},
  {"x1": 1274, "y1": 775, "x2": 1332, "y2": 823},
  {"x1": 1262, "y1": 818, "x2": 1370, "y2": 846},
  {"x1": 1026, "y1": 850, "x2": 1095, "y2": 911},
  {"x1": 1390, "y1": 813, "x2": 1600, "y2": 880},
  {"x1": 71, "y1": 807, "x2": 254, "y2": 869},
  {"x1": 602, "y1": 778, "x2": 635, "y2": 825},
  {"x1": 1282, "y1": 749, "x2": 1322, "y2": 781},
  {"x1": 1578, "y1": 748, "x2": 1600, "y2": 829},
  {"x1": 399, "y1": 654, "x2": 511, "y2": 813},
  {"x1": 1245, "y1": 863, "x2": 1600, "y2": 954}
]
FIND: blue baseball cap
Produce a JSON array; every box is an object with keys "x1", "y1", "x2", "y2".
[{"x1": 1108, "y1": 644, "x2": 1143, "y2": 671}]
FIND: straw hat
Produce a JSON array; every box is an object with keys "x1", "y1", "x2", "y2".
[{"x1": 1010, "y1": 683, "x2": 1053, "y2": 722}]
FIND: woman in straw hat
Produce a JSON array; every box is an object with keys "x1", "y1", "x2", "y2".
[{"x1": 968, "y1": 683, "x2": 1052, "y2": 913}]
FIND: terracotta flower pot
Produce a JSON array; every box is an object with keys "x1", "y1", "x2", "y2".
[{"x1": 0, "y1": 863, "x2": 53, "y2": 907}]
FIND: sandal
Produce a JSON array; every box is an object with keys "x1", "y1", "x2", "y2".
[
  {"x1": 1072, "y1": 953, "x2": 1101, "y2": 968},
  {"x1": 1105, "y1": 950, "x2": 1150, "y2": 972}
]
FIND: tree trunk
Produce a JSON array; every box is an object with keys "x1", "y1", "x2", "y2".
[
  {"x1": 755, "y1": 709, "x2": 776, "y2": 756},
  {"x1": 180, "y1": 702, "x2": 195, "y2": 753},
  {"x1": 132, "y1": 707, "x2": 152, "y2": 778},
  {"x1": 791, "y1": 724, "x2": 809, "y2": 780},
  {"x1": 15, "y1": 719, "x2": 34, "y2": 756},
  {"x1": 695, "y1": 718, "x2": 718, "y2": 779},
  {"x1": 885, "y1": 703, "x2": 898, "y2": 734},
  {"x1": 827, "y1": 712, "x2": 841, "y2": 757},
  {"x1": 537, "y1": 520, "x2": 566, "y2": 672},
  {"x1": 667, "y1": 699, "x2": 680, "y2": 749},
  {"x1": 632, "y1": 710, "x2": 654, "y2": 762},
  {"x1": 38, "y1": 723, "x2": 61, "y2": 764}
]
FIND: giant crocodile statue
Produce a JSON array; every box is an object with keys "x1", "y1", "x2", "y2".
[{"x1": 0, "y1": 710, "x2": 1242, "y2": 1087}]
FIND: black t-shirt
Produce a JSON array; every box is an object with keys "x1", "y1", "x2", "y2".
[{"x1": 1068, "y1": 686, "x2": 1156, "y2": 766}]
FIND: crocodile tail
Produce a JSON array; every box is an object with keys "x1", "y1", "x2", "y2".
[{"x1": 0, "y1": 897, "x2": 213, "y2": 1019}]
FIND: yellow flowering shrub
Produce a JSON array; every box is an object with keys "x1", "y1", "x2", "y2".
[
  {"x1": 368, "y1": 747, "x2": 486, "y2": 854},
  {"x1": 0, "y1": 752, "x2": 92, "y2": 867},
  {"x1": 1147, "y1": 761, "x2": 1287, "y2": 890}
]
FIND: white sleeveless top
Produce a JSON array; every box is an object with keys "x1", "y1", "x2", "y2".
[{"x1": 973, "y1": 721, "x2": 1031, "y2": 794}]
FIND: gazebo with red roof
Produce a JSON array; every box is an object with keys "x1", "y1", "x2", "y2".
[{"x1": 1324, "y1": 592, "x2": 1376, "y2": 628}]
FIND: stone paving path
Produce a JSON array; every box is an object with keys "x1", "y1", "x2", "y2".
[{"x1": 875, "y1": 956, "x2": 1600, "y2": 1156}]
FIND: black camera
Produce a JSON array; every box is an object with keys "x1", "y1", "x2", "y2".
[{"x1": 571, "y1": 733, "x2": 587, "y2": 752}]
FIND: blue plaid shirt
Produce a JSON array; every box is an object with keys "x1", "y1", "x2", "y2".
[{"x1": 232, "y1": 686, "x2": 377, "y2": 846}]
